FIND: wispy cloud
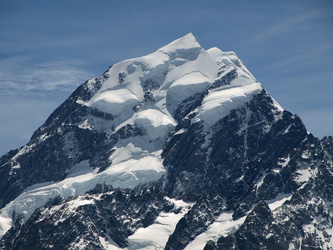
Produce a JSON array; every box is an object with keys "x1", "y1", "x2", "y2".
[
  {"x1": 0, "y1": 56, "x2": 94, "y2": 96},
  {"x1": 0, "y1": 55, "x2": 97, "y2": 155},
  {"x1": 250, "y1": 8, "x2": 332, "y2": 44}
]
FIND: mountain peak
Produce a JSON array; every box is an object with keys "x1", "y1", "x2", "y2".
[
  {"x1": 157, "y1": 32, "x2": 201, "y2": 52},
  {"x1": 3, "y1": 35, "x2": 331, "y2": 250},
  {"x1": 0, "y1": 35, "x2": 266, "y2": 239}
]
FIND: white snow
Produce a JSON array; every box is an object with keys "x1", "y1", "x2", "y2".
[
  {"x1": 78, "y1": 119, "x2": 94, "y2": 130},
  {"x1": 185, "y1": 212, "x2": 246, "y2": 250},
  {"x1": 66, "y1": 198, "x2": 94, "y2": 211},
  {"x1": 323, "y1": 228, "x2": 333, "y2": 248},
  {"x1": 103, "y1": 155, "x2": 164, "y2": 184},
  {"x1": 255, "y1": 171, "x2": 267, "y2": 190},
  {"x1": 89, "y1": 88, "x2": 140, "y2": 117},
  {"x1": 183, "y1": 194, "x2": 292, "y2": 249},
  {"x1": 278, "y1": 155, "x2": 290, "y2": 167},
  {"x1": 135, "y1": 108, "x2": 176, "y2": 141},
  {"x1": 98, "y1": 236, "x2": 123, "y2": 250},
  {"x1": 301, "y1": 150, "x2": 311, "y2": 159},
  {"x1": 77, "y1": 33, "x2": 263, "y2": 132},
  {"x1": 266, "y1": 193, "x2": 292, "y2": 212},
  {"x1": 0, "y1": 216, "x2": 12, "y2": 238},
  {"x1": 166, "y1": 71, "x2": 211, "y2": 111},
  {"x1": 0, "y1": 153, "x2": 165, "y2": 238},
  {"x1": 127, "y1": 199, "x2": 192, "y2": 250},
  {"x1": 193, "y1": 82, "x2": 262, "y2": 126},
  {"x1": 159, "y1": 33, "x2": 200, "y2": 52},
  {"x1": 295, "y1": 168, "x2": 312, "y2": 183},
  {"x1": 271, "y1": 97, "x2": 284, "y2": 112},
  {"x1": 90, "y1": 198, "x2": 193, "y2": 250},
  {"x1": 302, "y1": 219, "x2": 333, "y2": 250},
  {"x1": 174, "y1": 128, "x2": 186, "y2": 136},
  {"x1": 207, "y1": 48, "x2": 256, "y2": 82},
  {"x1": 12, "y1": 143, "x2": 36, "y2": 161}
]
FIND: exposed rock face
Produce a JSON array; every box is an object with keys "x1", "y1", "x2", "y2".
[
  {"x1": 0, "y1": 34, "x2": 332, "y2": 249},
  {"x1": 0, "y1": 72, "x2": 111, "y2": 209}
]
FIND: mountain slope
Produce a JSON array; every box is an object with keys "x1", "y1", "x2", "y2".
[{"x1": 0, "y1": 34, "x2": 332, "y2": 249}]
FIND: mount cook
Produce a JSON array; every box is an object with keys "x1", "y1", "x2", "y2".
[{"x1": 0, "y1": 33, "x2": 332, "y2": 249}]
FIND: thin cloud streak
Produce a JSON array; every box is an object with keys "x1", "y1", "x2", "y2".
[
  {"x1": 0, "y1": 57, "x2": 94, "y2": 95},
  {"x1": 250, "y1": 7, "x2": 332, "y2": 44}
]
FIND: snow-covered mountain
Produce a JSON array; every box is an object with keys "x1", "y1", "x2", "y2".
[{"x1": 0, "y1": 33, "x2": 332, "y2": 249}]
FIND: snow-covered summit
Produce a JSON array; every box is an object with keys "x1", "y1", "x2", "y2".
[
  {"x1": 2, "y1": 34, "x2": 331, "y2": 250},
  {"x1": 0, "y1": 34, "x2": 275, "y2": 238},
  {"x1": 81, "y1": 33, "x2": 265, "y2": 128}
]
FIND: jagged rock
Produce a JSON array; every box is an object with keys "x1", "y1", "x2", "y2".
[{"x1": 1, "y1": 34, "x2": 332, "y2": 249}]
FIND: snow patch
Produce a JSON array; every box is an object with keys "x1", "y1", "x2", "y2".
[
  {"x1": 89, "y1": 88, "x2": 140, "y2": 117},
  {"x1": 0, "y1": 154, "x2": 165, "y2": 238},
  {"x1": 174, "y1": 128, "x2": 186, "y2": 136},
  {"x1": 301, "y1": 150, "x2": 311, "y2": 159},
  {"x1": 127, "y1": 199, "x2": 192, "y2": 250},
  {"x1": 98, "y1": 236, "x2": 122, "y2": 250},
  {"x1": 0, "y1": 215, "x2": 12, "y2": 238},
  {"x1": 255, "y1": 172, "x2": 267, "y2": 190},
  {"x1": 194, "y1": 82, "x2": 262, "y2": 126},
  {"x1": 78, "y1": 119, "x2": 94, "y2": 130},
  {"x1": 271, "y1": 97, "x2": 284, "y2": 112},
  {"x1": 266, "y1": 193, "x2": 292, "y2": 212},
  {"x1": 12, "y1": 143, "x2": 36, "y2": 161},
  {"x1": 295, "y1": 168, "x2": 311, "y2": 183},
  {"x1": 185, "y1": 212, "x2": 246, "y2": 250},
  {"x1": 278, "y1": 155, "x2": 290, "y2": 167},
  {"x1": 66, "y1": 198, "x2": 94, "y2": 211}
]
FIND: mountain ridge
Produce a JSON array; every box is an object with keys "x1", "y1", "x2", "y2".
[{"x1": 0, "y1": 34, "x2": 332, "y2": 249}]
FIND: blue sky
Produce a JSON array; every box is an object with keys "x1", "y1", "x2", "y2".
[{"x1": 1, "y1": 0, "x2": 333, "y2": 156}]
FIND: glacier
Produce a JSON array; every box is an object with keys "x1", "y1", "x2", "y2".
[{"x1": 1, "y1": 33, "x2": 331, "y2": 250}]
